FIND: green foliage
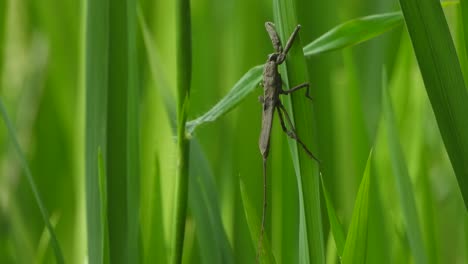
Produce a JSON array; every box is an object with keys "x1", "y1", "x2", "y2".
[
  {"x1": 0, "y1": 0, "x2": 466, "y2": 263},
  {"x1": 342, "y1": 150, "x2": 372, "y2": 264},
  {"x1": 398, "y1": 0, "x2": 468, "y2": 208}
]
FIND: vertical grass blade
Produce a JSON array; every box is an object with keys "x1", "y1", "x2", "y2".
[
  {"x1": 320, "y1": 174, "x2": 345, "y2": 257},
  {"x1": 382, "y1": 72, "x2": 428, "y2": 264},
  {"x1": 126, "y1": 0, "x2": 140, "y2": 261},
  {"x1": 0, "y1": 99, "x2": 64, "y2": 263},
  {"x1": 461, "y1": 0, "x2": 468, "y2": 64},
  {"x1": 172, "y1": 0, "x2": 192, "y2": 262},
  {"x1": 98, "y1": 148, "x2": 109, "y2": 264},
  {"x1": 85, "y1": 0, "x2": 108, "y2": 262},
  {"x1": 272, "y1": 0, "x2": 324, "y2": 263},
  {"x1": 341, "y1": 150, "x2": 372, "y2": 264},
  {"x1": 398, "y1": 0, "x2": 468, "y2": 209},
  {"x1": 106, "y1": 0, "x2": 137, "y2": 261}
]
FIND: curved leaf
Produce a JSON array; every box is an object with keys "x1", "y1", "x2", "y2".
[
  {"x1": 186, "y1": 65, "x2": 263, "y2": 134},
  {"x1": 304, "y1": 12, "x2": 403, "y2": 57}
]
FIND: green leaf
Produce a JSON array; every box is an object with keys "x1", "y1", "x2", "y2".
[
  {"x1": 342, "y1": 150, "x2": 372, "y2": 264},
  {"x1": 186, "y1": 65, "x2": 263, "y2": 134},
  {"x1": 189, "y1": 141, "x2": 235, "y2": 264},
  {"x1": 272, "y1": 0, "x2": 324, "y2": 263},
  {"x1": 398, "y1": 0, "x2": 468, "y2": 209},
  {"x1": 239, "y1": 179, "x2": 276, "y2": 264},
  {"x1": 105, "y1": 0, "x2": 140, "y2": 262},
  {"x1": 85, "y1": 0, "x2": 109, "y2": 262},
  {"x1": 303, "y1": 12, "x2": 403, "y2": 57},
  {"x1": 0, "y1": 99, "x2": 64, "y2": 263},
  {"x1": 139, "y1": 11, "x2": 234, "y2": 264},
  {"x1": 382, "y1": 72, "x2": 428, "y2": 264},
  {"x1": 320, "y1": 174, "x2": 345, "y2": 257},
  {"x1": 98, "y1": 148, "x2": 109, "y2": 264}
]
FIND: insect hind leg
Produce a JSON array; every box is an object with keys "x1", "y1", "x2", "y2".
[{"x1": 277, "y1": 104, "x2": 320, "y2": 163}]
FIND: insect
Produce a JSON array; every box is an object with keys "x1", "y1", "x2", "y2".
[{"x1": 257, "y1": 22, "x2": 320, "y2": 261}]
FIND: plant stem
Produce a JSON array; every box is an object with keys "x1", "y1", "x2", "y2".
[{"x1": 172, "y1": 0, "x2": 192, "y2": 262}]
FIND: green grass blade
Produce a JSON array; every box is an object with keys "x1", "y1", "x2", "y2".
[
  {"x1": 107, "y1": 0, "x2": 140, "y2": 261},
  {"x1": 320, "y1": 174, "x2": 345, "y2": 257},
  {"x1": 382, "y1": 72, "x2": 428, "y2": 264},
  {"x1": 85, "y1": 0, "x2": 109, "y2": 262},
  {"x1": 98, "y1": 148, "x2": 109, "y2": 264},
  {"x1": 272, "y1": 0, "x2": 324, "y2": 263},
  {"x1": 303, "y1": 12, "x2": 403, "y2": 56},
  {"x1": 140, "y1": 11, "x2": 235, "y2": 263},
  {"x1": 186, "y1": 65, "x2": 263, "y2": 134},
  {"x1": 398, "y1": 0, "x2": 468, "y2": 209},
  {"x1": 240, "y1": 180, "x2": 276, "y2": 264},
  {"x1": 189, "y1": 141, "x2": 235, "y2": 264},
  {"x1": 125, "y1": 0, "x2": 140, "y2": 261},
  {"x1": 341, "y1": 150, "x2": 372, "y2": 264},
  {"x1": 172, "y1": 0, "x2": 192, "y2": 263},
  {"x1": 0, "y1": 99, "x2": 64, "y2": 263},
  {"x1": 461, "y1": 0, "x2": 468, "y2": 80}
]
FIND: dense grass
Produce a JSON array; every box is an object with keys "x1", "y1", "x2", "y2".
[{"x1": 0, "y1": 0, "x2": 467, "y2": 263}]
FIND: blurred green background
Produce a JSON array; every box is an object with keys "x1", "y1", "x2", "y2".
[{"x1": 0, "y1": 0, "x2": 467, "y2": 263}]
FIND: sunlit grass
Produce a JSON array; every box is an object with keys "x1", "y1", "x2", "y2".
[{"x1": 0, "y1": 0, "x2": 466, "y2": 263}]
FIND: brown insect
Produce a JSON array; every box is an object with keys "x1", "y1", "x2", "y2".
[{"x1": 257, "y1": 22, "x2": 319, "y2": 262}]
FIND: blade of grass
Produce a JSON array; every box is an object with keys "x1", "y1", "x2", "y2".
[
  {"x1": 341, "y1": 150, "x2": 372, "y2": 264},
  {"x1": 85, "y1": 0, "x2": 108, "y2": 262},
  {"x1": 0, "y1": 99, "x2": 64, "y2": 263},
  {"x1": 98, "y1": 148, "x2": 109, "y2": 264},
  {"x1": 106, "y1": 0, "x2": 140, "y2": 261},
  {"x1": 139, "y1": 11, "x2": 235, "y2": 263},
  {"x1": 172, "y1": 0, "x2": 192, "y2": 262},
  {"x1": 398, "y1": 0, "x2": 468, "y2": 209},
  {"x1": 320, "y1": 173, "x2": 345, "y2": 257},
  {"x1": 240, "y1": 179, "x2": 276, "y2": 264},
  {"x1": 272, "y1": 0, "x2": 324, "y2": 263},
  {"x1": 125, "y1": 0, "x2": 140, "y2": 261},
  {"x1": 304, "y1": 12, "x2": 403, "y2": 56},
  {"x1": 461, "y1": 0, "x2": 468, "y2": 61},
  {"x1": 185, "y1": 65, "x2": 263, "y2": 134},
  {"x1": 382, "y1": 70, "x2": 428, "y2": 264}
]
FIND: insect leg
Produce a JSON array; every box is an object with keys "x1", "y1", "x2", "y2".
[
  {"x1": 257, "y1": 157, "x2": 267, "y2": 263},
  {"x1": 277, "y1": 104, "x2": 320, "y2": 163},
  {"x1": 281, "y1": 82, "x2": 313, "y2": 101}
]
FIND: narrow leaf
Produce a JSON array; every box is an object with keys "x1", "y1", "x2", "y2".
[
  {"x1": 398, "y1": 0, "x2": 468, "y2": 209},
  {"x1": 272, "y1": 0, "x2": 324, "y2": 263},
  {"x1": 342, "y1": 150, "x2": 372, "y2": 264},
  {"x1": 85, "y1": 0, "x2": 109, "y2": 262},
  {"x1": 382, "y1": 73, "x2": 428, "y2": 264},
  {"x1": 320, "y1": 174, "x2": 345, "y2": 257},
  {"x1": 0, "y1": 99, "x2": 64, "y2": 263},
  {"x1": 139, "y1": 11, "x2": 234, "y2": 263},
  {"x1": 303, "y1": 12, "x2": 403, "y2": 56},
  {"x1": 186, "y1": 65, "x2": 263, "y2": 134}
]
